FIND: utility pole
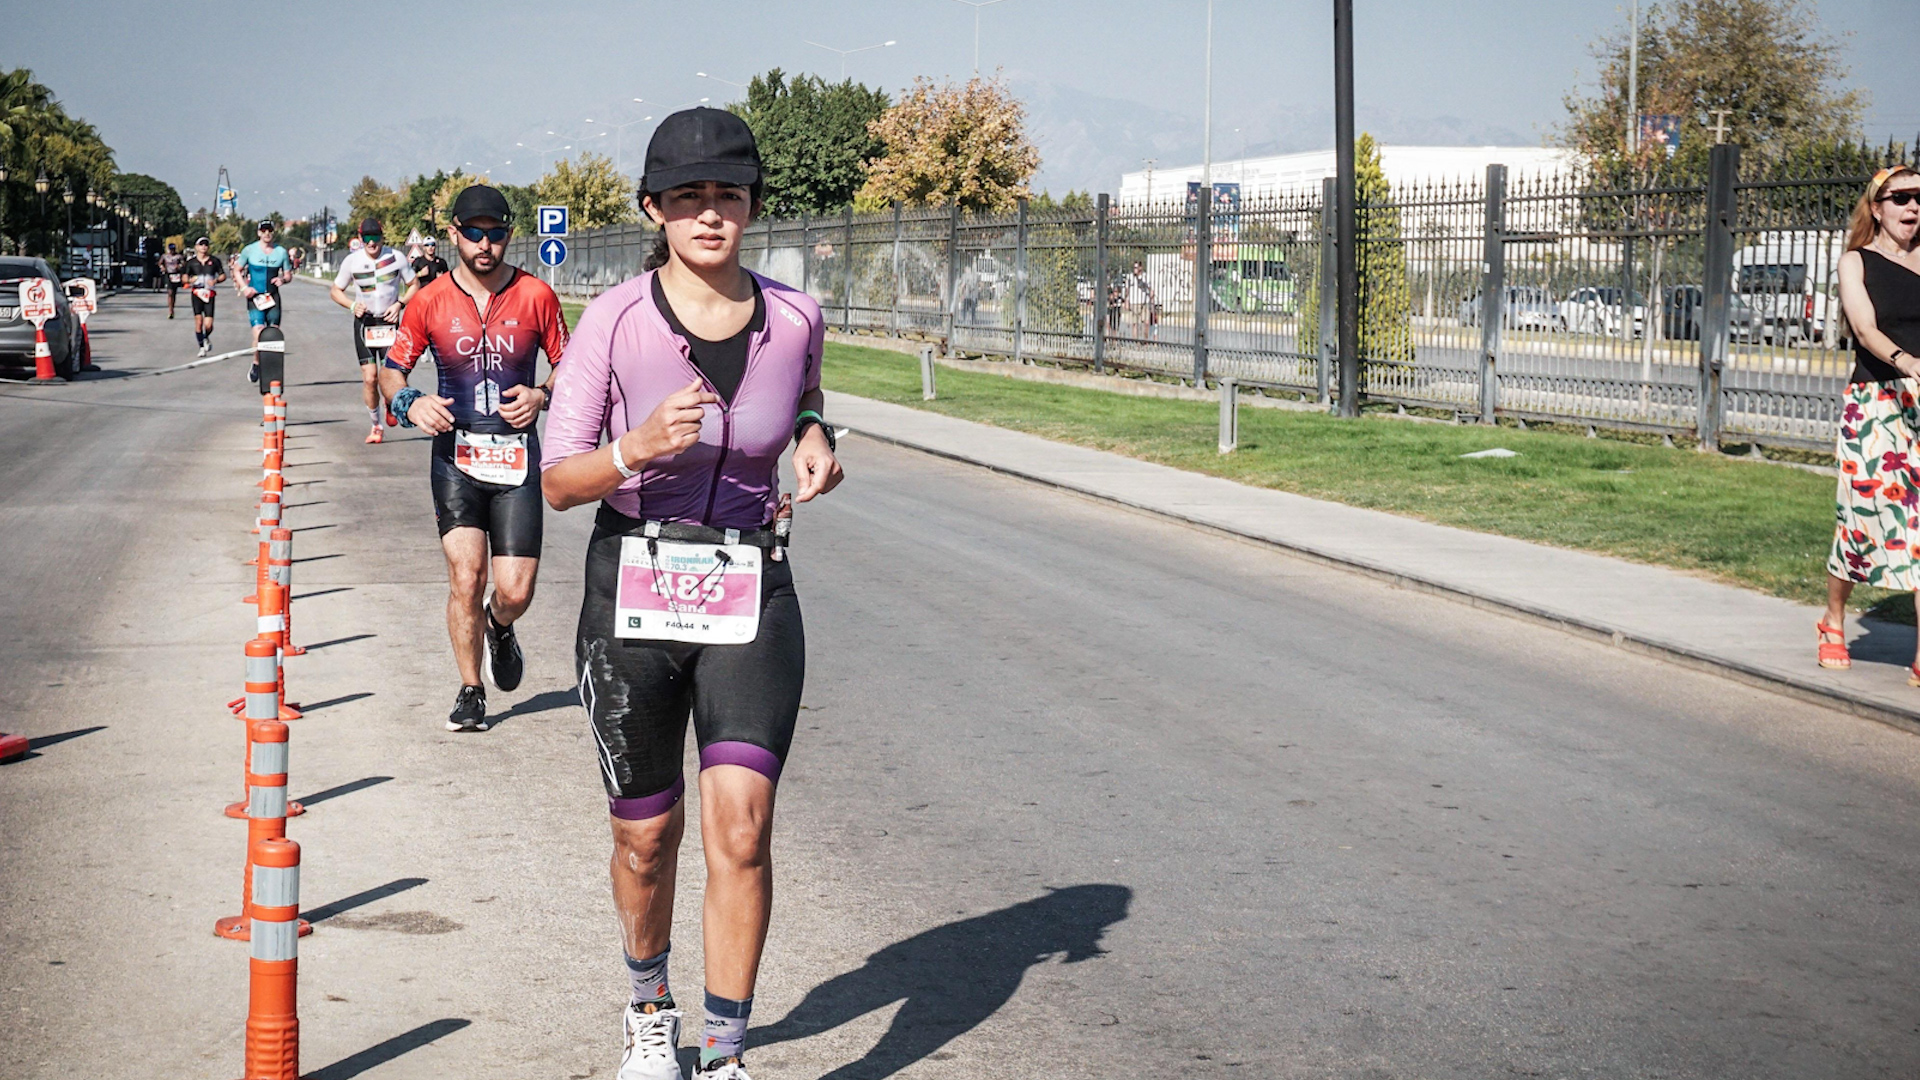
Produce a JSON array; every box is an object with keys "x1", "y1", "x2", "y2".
[
  {"x1": 1333, "y1": 0, "x2": 1359, "y2": 418},
  {"x1": 1143, "y1": 159, "x2": 1156, "y2": 205},
  {"x1": 1202, "y1": 0, "x2": 1213, "y2": 191},
  {"x1": 1627, "y1": 0, "x2": 1639, "y2": 156}
]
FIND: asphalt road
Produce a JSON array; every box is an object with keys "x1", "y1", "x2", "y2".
[{"x1": 5, "y1": 279, "x2": 1920, "y2": 1079}]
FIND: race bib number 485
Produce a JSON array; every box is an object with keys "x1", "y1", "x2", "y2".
[
  {"x1": 452, "y1": 430, "x2": 529, "y2": 486},
  {"x1": 615, "y1": 538, "x2": 762, "y2": 644}
]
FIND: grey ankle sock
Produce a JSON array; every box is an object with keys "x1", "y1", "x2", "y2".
[
  {"x1": 625, "y1": 946, "x2": 671, "y2": 1007},
  {"x1": 700, "y1": 991, "x2": 752, "y2": 1066}
]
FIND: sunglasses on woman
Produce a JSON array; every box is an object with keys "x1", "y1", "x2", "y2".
[
  {"x1": 1880, "y1": 190, "x2": 1920, "y2": 207},
  {"x1": 456, "y1": 224, "x2": 510, "y2": 243}
]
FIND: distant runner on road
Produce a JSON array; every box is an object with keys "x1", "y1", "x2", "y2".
[
  {"x1": 158, "y1": 243, "x2": 185, "y2": 320},
  {"x1": 331, "y1": 218, "x2": 417, "y2": 443},
  {"x1": 382, "y1": 184, "x2": 569, "y2": 732},
  {"x1": 184, "y1": 237, "x2": 227, "y2": 357},
  {"x1": 412, "y1": 235, "x2": 449, "y2": 288},
  {"x1": 238, "y1": 220, "x2": 293, "y2": 381},
  {"x1": 540, "y1": 107, "x2": 842, "y2": 1080}
]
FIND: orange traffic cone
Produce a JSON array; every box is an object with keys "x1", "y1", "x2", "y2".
[{"x1": 215, "y1": 722, "x2": 309, "y2": 942}]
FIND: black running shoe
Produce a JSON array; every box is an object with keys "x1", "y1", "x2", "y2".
[
  {"x1": 485, "y1": 604, "x2": 524, "y2": 692},
  {"x1": 247, "y1": 362, "x2": 259, "y2": 384},
  {"x1": 446, "y1": 684, "x2": 488, "y2": 732}
]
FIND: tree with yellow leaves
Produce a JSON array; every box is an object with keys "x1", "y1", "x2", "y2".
[{"x1": 856, "y1": 75, "x2": 1039, "y2": 213}]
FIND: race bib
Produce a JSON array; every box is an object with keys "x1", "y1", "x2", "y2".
[
  {"x1": 452, "y1": 430, "x2": 528, "y2": 486},
  {"x1": 361, "y1": 323, "x2": 396, "y2": 349},
  {"x1": 169, "y1": 274, "x2": 184, "y2": 284},
  {"x1": 252, "y1": 292, "x2": 277, "y2": 311},
  {"x1": 194, "y1": 287, "x2": 213, "y2": 302},
  {"x1": 615, "y1": 537, "x2": 762, "y2": 644}
]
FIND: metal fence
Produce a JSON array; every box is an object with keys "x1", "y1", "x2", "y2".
[{"x1": 509, "y1": 145, "x2": 1907, "y2": 452}]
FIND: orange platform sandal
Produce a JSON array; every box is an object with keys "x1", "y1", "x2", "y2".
[{"x1": 1817, "y1": 621, "x2": 1852, "y2": 670}]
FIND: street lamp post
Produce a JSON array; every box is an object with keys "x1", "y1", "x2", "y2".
[
  {"x1": 696, "y1": 72, "x2": 747, "y2": 91},
  {"x1": 0, "y1": 163, "x2": 9, "y2": 255},
  {"x1": 803, "y1": 38, "x2": 895, "y2": 81},
  {"x1": 62, "y1": 183, "x2": 74, "y2": 269},
  {"x1": 35, "y1": 169, "x2": 49, "y2": 257},
  {"x1": 584, "y1": 115, "x2": 653, "y2": 178},
  {"x1": 947, "y1": 0, "x2": 1008, "y2": 76}
]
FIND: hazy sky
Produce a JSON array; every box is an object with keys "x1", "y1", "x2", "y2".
[{"x1": 5, "y1": 0, "x2": 1911, "y2": 219}]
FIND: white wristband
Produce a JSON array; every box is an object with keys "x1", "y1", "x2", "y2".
[{"x1": 610, "y1": 439, "x2": 640, "y2": 479}]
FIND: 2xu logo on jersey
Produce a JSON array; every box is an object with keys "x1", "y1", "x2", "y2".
[{"x1": 455, "y1": 330, "x2": 516, "y2": 415}]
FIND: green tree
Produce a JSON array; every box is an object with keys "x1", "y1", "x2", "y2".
[
  {"x1": 534, "y1": 152, "x2": 638, "y2": 229},
  {"x1": 856, "y1": 75, "x2": 1040, "y2": 213},
  {"x1": 347, "y1": 175, "x2": 403, "y2": 240},
  {"x1": 1355, "y1": 134, "x2": 1414, "y2": 365},
  {"x1": 208, "y1": 219, "x2": 243, "y2": 256},
  {"x1": 0, "y1": 68, "x2": 116, "y2": 257},
  {"x1": 728, "y1": 69, "x2": 889, "y2": 216},
  {"x1": 1561, "y1": 0, "x2": 1865, "y2": 178},
  {"x1": 113, "y1": 173, "x2": 188, "y2": 238},
  {"x1": 1299, "y1": 134, "x2": 1414, "y2": 368}
]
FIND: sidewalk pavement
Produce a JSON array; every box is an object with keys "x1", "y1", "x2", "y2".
[{"x1": 824, "y1": 389, "x2": 1920, "y2": 734}]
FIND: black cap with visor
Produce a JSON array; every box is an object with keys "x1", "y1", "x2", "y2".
[
  {"x1": 449, "y1": 184, "x2": 514, "y2": 225},
  {"x1": 641, "y1": 107, "x2": 762, "y2": 195}
]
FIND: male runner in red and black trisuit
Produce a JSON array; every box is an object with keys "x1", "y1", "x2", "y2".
[{"x1": 381, "y1": 184, "x2": 569, "y2": 731}]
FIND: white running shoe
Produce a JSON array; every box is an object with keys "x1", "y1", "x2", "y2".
[
  {"x1": 695, "y1": 1059, "x2": 753, "y2": 1080},
  {"x1": 619, "y1": 1003, "x2": 683, "y2": 1080},
  {"x1": 198, "y1": 343, "x2": 210, "y2": 357}
]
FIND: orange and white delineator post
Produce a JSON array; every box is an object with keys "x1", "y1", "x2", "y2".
[
  {"x1": 226, "y1": 639, "x2": 305, "y2": 818},
  {"x1": 266, "y1": 529, "x2": 305, "y2": 657},
  {"x1": 0, "y1": 731, "x2": 27, "y2": 762},
  {"x1": 240, "y1": 835, "x2": 301, "y2": 1080},
  {"x1": 216, "y1": 720, "x2": 310, "y2": 941},
  {"x1": 253, "y1": 490, "x2": 281, "y2": 536},
  {"x1": 257, "y1": 581, "x2": 302, "y2": 717}
]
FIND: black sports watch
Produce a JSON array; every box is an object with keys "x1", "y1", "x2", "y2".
[{"x1": 794, "y1": 412, "x2": 835, "y2": 452}]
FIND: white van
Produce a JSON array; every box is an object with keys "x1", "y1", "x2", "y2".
[{"x1": 1730, "y1": 231, "x2": 1845, "y2": 346}]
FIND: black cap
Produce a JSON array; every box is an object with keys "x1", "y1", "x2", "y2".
[
  {"x1": 359, "y1": 218, "x2": 383, "y2": 236},
  {"x1": 449, "y1": 184, "x2": 513, "y2": 224},
  {"x1": 641, "y1": 107, "x2": 761, "y2": 194},
  {"x1": 195, "y1": 235, "x2": 210, "y2": 246},
  {"x1": 256, "y1": 220, "x2": 275, "y2": 231}
]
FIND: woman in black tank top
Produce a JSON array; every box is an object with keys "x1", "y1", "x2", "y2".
[{"x1": 1822, "y1": 165, "x2": 1920, "y2": 676}]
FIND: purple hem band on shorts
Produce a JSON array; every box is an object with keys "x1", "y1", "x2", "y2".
[
  {"x1": 699, "y1": 741, "x2": 783, "y2": 784},
  {"x1": 609, "y1": 774, "x2": 686, "y2": 820}
]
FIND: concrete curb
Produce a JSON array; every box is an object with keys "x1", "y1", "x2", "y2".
[{"x1": 837, "y1": 415, "x2": 1920, "y2": 737}]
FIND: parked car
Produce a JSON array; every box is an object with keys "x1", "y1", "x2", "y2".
[
  {"x1": 1458, "y1": 286, "x2": 1563, "y2": 330},
  {"x1": 1732, "y1": 232, "x2": 1844, "y2": 345},
  {"x1": 1662, "y1": 285, "x2": 1763, "y2": 341},
  {"x1": 0, "y1": 257, "x2": 82, "y2": 378},
  {"x1": 1557, "y1": 286, "x2": 1645, "y2": 336}
]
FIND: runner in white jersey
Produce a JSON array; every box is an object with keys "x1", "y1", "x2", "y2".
[{"x1": 331, "y1": 218, "x2": 418, "y2": 443}]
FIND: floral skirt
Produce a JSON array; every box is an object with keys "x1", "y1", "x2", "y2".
[{"x1": 1830, "y1": 380, "x2": 1920, "y2": 590}]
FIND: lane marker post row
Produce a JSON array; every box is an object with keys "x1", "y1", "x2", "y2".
[{"x1": 221, "y1": 357, "x2": 306, "y2": 1080}]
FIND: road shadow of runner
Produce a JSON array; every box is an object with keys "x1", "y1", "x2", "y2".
[{"x1": 747, "y1": 883, "x2": 1130, "y2": 1078}]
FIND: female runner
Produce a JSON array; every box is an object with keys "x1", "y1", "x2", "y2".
[{"x1": 542, "y1": 107, "x2": 843, "y2": 1080}]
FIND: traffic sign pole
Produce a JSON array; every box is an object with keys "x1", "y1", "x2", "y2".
[{"x1": 21, "y1": 278, "x2": 61, "y2": 383}]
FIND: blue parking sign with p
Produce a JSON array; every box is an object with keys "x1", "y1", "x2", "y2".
[{"x1": 537, "y1": 205, "x2": 569, "y2": 237}]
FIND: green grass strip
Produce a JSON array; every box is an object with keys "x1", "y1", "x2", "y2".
[{"x1": 821, "y1": 340, "x2": 1879, "y2": 615}]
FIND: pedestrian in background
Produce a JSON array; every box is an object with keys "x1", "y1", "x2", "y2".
[{"x1": 1822, "y1": 165, "x2": 1920, "y2": 676}]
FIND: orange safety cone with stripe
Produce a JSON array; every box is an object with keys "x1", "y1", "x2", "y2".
[
  {"x1": 226, "y1": 639, "x2": 305, "y2": 818},
  {"x1": 239, "y1": 836, "x2": 302, "y2": 1080},
  {"x1": 29, "y1": 324, "x2": 57, "y2": 383},
  {"x1": 243, "y1": 534, "x2": 270, "y2": 605},
  {"x1": 215, "y1": 721, "x2": 309, "y2": 942},
  {"x1": 259, "y1": 581, "x2": 302, "y2": 717}
]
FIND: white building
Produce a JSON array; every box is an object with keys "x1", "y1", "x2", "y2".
[{"x1": 1117, "y1": 145, "x2": 1579, "y2": 204}]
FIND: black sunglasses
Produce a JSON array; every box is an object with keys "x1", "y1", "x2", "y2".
[
  {"x1": 1880, "y1": 190, "x2": 1920, "y2": 207},
  {"x1": 456, "y1": 224, "x2": 510, "y2": 243}
]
